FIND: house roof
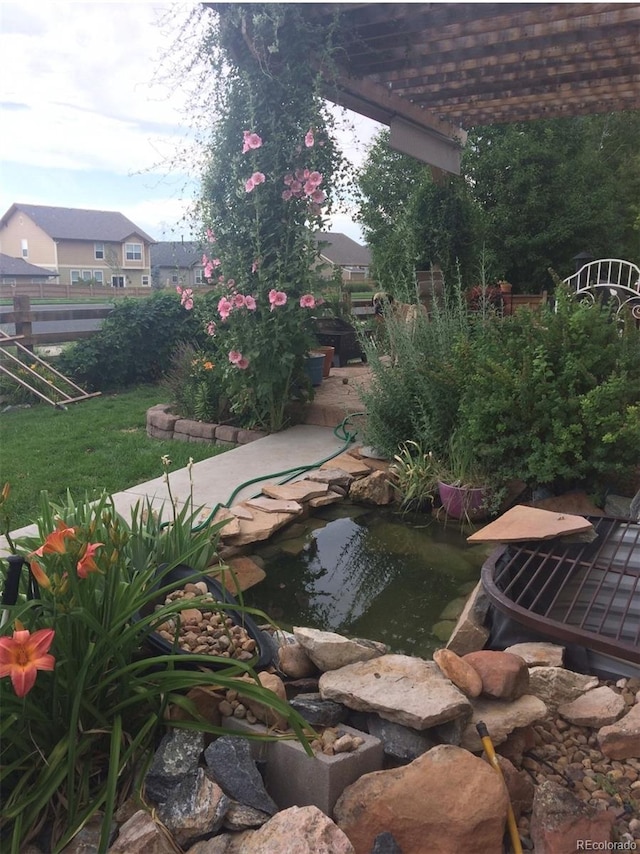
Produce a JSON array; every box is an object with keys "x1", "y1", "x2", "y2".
[
  {"x1": 150, "y1": 241, "x2": 204, "y2": 269},
  {"x1": 0, "y1": 253, "x2": 58, "y2": 278},
  {"x1": 315, "y1": 232, "x2": 371, "y2": 267},
  {"x1": 1, "y1": 203, "x2": 155, "y2": 244}
]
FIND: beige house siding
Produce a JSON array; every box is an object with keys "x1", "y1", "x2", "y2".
[{"x1": 0, "y1": 213, "x2": 57, "y2": 270}]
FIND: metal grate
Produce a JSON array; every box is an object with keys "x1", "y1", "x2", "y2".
[{"x1": 482, "y1": 515, "x2": 640, "y2": 665}]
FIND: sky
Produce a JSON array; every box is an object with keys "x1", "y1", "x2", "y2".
[{"x1": 0, "y1": 1, "x2": 381, "y2": 245}]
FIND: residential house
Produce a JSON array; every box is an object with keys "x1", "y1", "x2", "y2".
[
  {"x1": 0, "y1": 203, "x2": 155, "y2": 288},
  {"x1": 314, "y1": 231, "x2": 371, "y2": 282},
  {"x1": 0, "y1": 253, "x2": 59, "y2": 285},
  {"x1": 150, "y1": 241, "x2": 205, "y2": 289}
]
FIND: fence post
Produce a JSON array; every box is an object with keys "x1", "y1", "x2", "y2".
[{"x1": 13, "y1": 295, "x2": 34, "y2": 352}]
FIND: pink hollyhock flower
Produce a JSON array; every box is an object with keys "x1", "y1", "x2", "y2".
[
  {"x1": 204, "y1": 262, "x2": 214, "y2": 278},
  {"x1": 303, "y1": 180, "x2": 316, "y2": 196},
  {"x1": 282, "y1": 189, "x2": 293, "y2": 201},
  {"x1": 242, "y1": 130, "x2": 262, "y2": 153},
  {"x1": 176, "y1": 285, "x2": 183, "y2": 295},
  {"x1": 251, "y1": 171, "x2": 265, "y2": 185},
  {"x1": 305, "y1": 129, "x2": 314, "y2": 147},
  {"x1": 180, "y1": 288, "x2": 194, "y2": 310},
  {"x1": 244, "y1": 295, "x2": 257, "y2": 311},
  {"x1": 295, "y1": 169, "x2": 305, "y2": 180},
  {"x1": 300, "y1": 294, "x2": 316, "y2": 309},
  {"x1": 218, "y1": 296, "x2": 233, "y2": 321},
  {"x1": 290, "y1": 180, "x2": 302, "y2": 194},
  {"x1": 312, "y1": 189, "x2": 326, "y2": 204},
  {"x1": 228, "y1": 350, "x2": 242, "y2": 365},
  {"x1": 308, "y1": 171, "x2": 322, "y2": 187},
  {"x1": 206, "y1": 320, "x2": 217, "y2": 336},
  {"x1": 233, "y1": 293, "x2": 246, "y2": 308},
  {"x1": 245, "y1": 176, "x2": 255, "y2": 192},
  {"x1": 206, "y1": 228, "x2": 216, "y2": 242},
  {"x1": 268, "y1": 290, "x2": 287, "y2": 311},
  {"x1": 283, "y1": 173, "x2": 293, "y2": 186},
  {"x1": 236, "y1": 357, "x2": 249, "y2": 370},
  {"x1": 251, "y1": 257, "x2": 261, "y2": 273},
  {"x1": 202, "y1": 253, "x2": 209, "y2": 266},
  {"x1": 211, "y1": 258, "x2": 221, "y2": 268}
]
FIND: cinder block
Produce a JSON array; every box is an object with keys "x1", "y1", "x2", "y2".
[{"x1": 220, "y1": 717, "x2": 383, "y2": 816}]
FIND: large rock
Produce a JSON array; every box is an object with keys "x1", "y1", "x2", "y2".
[
  {"x1": 460, "y1": 695, "x2": 548, "y2": 752},
  {"x1": 445, "y1": 581, "x2": 490, "y2": 655},
  {"x1": 289, "y1": 693, "x2": 348, "y2": 727},
  {"x1": 262, "y1": 481, "x2": 329, "y2": 503},
  {"x1": 319, "y1": 655, "x2": 471, "y2": 731},
  {"x1": 495, "y1": 755, "x2": 535, "y2": 819},
  {"x1": 204, "y1": 736, "x2": 278, "y2": 816},
  {"x1": 527, "y1": 666, "x2": 599, "y2": 713},
  {"x1": 530, "y1": 780, "x2": 615, "y2": 853},
  {"x1": 278, "y1": 642, "x2": 318, "y2": 679},
  {"x1": 241, "y1": 805, "x2": 355, "y2": 853},
  {"x1": 558, "y1": 685, "x2": 626, "y2": 727},
  {"x1": 108, "y1": 810, "x2": 177, "y2": 854},
  {"x1": 334, "y1": 744, "x2": 508, "y2": 854},
  {"x1": 348, "y1": 471, "x2": 394, "y2": 505},
  {"x1": 597, "y1": 703, "x2": 640, "y2": 759},
  {"x1": 462, "y1": 650, "x2": 530, "y2": 700},
  {"x1": 294, "y1": 627, "x2": 387, "y2": 671},
  {"x1": 366, "y1": 715, "x2": 435, "y2": 762},
  {"x1": 307, "y1": 468, "x2": 355, "y2": 490},
  {"x1": 144, "y1": 729, "x2": 204, "y2": 805},
  {"x1": 157, "y1": 768, "x2": 229, "y2": 848},
  {"x1": 223, "y1": 506, "x2": 301, "y2": 546},
  {"x1": 503, "y1": 642, "x2": 565, "y2": 668}
]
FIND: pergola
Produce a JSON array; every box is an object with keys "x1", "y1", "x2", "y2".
[{"x1": 301, "y1": 3, "x2": 640, "y2": 173}]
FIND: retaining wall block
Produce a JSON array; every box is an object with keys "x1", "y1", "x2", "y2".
[{"x1": 215, "y1": 424, "x2": 239, "y2": 444}]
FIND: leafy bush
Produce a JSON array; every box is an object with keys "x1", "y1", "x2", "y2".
[
  {"x1": 455, "y1": 289, "x2": 640, "y2": 492},
  {"x1": 56, "y1": 292, "x2": 197, "y2": 391},
  {"x1": 162, "y1": 341, "x2": 228, "y2": 424}
]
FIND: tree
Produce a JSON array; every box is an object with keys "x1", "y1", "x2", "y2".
[
  {"x1": 464, "y1": 113, "x2": 640, "y2": 290},
  {"x1": 355, "y1": 131, "x2": 480, "y2": 294}
]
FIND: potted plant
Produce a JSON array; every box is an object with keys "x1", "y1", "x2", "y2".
[{"x1": 435, "y1": 432, "x2": 494, "y2": 522}]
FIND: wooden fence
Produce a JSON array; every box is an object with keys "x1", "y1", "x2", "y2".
[
  {"x1": 0, "y1": 282, "x2": 154, "y2": 300},
  {"x1": 0, "y1": 296, "x2": 113, "y2": 349}
]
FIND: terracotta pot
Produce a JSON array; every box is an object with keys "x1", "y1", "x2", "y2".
[
  {"x1": 437, "y1": 481, "x2": 490, "y2": 521},
  {"x1": 316, "y1": 345, "x2": 335, "y2": 377},
  {"x1": 499, "y1": 282, "x2": 513, "y2": 294}
]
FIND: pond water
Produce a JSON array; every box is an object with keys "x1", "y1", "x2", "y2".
[{"x1": 247, "y1": 504, "x2": 494, "y2": 660}]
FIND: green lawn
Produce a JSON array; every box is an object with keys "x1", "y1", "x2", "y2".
[{"x1": 0, "y1": 385, "x2": 228, "y2": 529}]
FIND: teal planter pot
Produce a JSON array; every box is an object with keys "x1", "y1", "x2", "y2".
[{"x1": 304, "y1": 352, "x2": 325, "y2": 387}]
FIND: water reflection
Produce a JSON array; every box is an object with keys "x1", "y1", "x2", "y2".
[{"x1": 249, "y1": 507, "x2": 489, "y2": 659}]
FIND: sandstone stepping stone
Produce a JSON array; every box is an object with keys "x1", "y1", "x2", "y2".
[
  {"x1": 224, "y1": 507, "x2": 300, "y2": 546},
  {"x1": 261, "y1": 481, "x2": 329, "y2": 503},
  {"x1": 320, "y1": 452, "x2": 371, "y2": 476},
  {"x1": 309, "y1": 492, "x2": 343, "y2": 508},
  {"x1": 212, "y1": 507, "x2": 242, "y2": 539},
  {"x1": 433, "y1": 648, "x2": 482, "y2": 698},
  {"x1": 319, "y1": 654, "x2": 471, "y2": 731},
  {"x1": 558, "y1": 685, "x2": 626, "y2": 727},
  {"x1": 467, "y1": 504, "x2": 594, "y2": 543},
  {"x1": 229, "y1": 504, "x2": 254, "y2": 520},
  {"x1": 306, "y1": 468, "x2": 354, "y2": 489},
  {"x1": 504, "y1": 641, "x2": 565, "y2": 667},
  {"x1": 460, "y1": 694, "x2": 548, "y2": 752},
  {"x1": 245, "y1": 496, "x2": 303, "y2": 514},
  {"x1": 294, "y1": 627, "x2": 387, "y2": 671},
  {"x1": 213, "y1": 556, "x2": 266, "y2": 594},
  {"x1": 597, "y1": 703, "x2": 640, "y2": 759}
]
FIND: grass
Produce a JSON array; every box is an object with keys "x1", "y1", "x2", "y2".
[{"x1": 0, "y1": 385, "x2": 229, "y2": 529}]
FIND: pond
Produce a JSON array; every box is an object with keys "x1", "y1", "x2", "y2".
[{"x1": 247, "y1": 503, "x2": 494, "y2": 660}]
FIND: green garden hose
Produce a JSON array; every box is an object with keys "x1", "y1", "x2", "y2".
[{"x1": 189, "y1": 412, "x2": 367, "y2": 533}]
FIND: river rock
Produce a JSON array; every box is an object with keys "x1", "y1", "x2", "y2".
[
  {"x1": 462, "y1": 650, "x2": 530, "y2": 700},
  {"x1": 334, "y1": 744, "x2": 508, "y2": 854},
  {"x1": 558, "y1": 685, "x2": 626, "y2": 727},
  {"x1": 319, "y1": 654, "x2": 471, "y2": 731},
  {"x1": 236, "y1": 671, "x2": 289, "y2": 730},
  {"x1": 527, "y1": 666, "x2": 599, "y2": 712},
  {"x1": 433, "y1": 648, "x2": 482, "y2": 698},
  {"x1": 294, "y1": 627, "x2": 387, "y2": 671},
  {"x1": 597, "y1": 703, "x2": 640, "y2": 759},
  {"x1": 504, "y1": 641, "x2": 565, "y2": 667},
  {"x1": 460, "y1": 695, "x2": 548, "y2": 752},
  {"x1": 530, "y1": 780, "x2": 615, "y2": 853}
]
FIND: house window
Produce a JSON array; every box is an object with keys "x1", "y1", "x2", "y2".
[
  {"x1": 21, "y1": 239, "x2": 28, "y2": 259},
  {"x1": 125, "y1": 243, "x2": 142, "y2": 261},
  {"x1": 141, "y1": 275, "x2": 150, "y2": 286},
  {"x1": 94, "y1": 243, "x2": 105, "y2": 260},
  {"x1": 171, "y1": 273, "x2": 179, "y2": 285},
  {"x1": 82, "y1": 270, "x2": 92, "y2": 281},
  {"x1": 71, "y1": 270, "x2": 81, "y2": 284},
  {"x1": 93, "y1": 271, "x2": 104, "y2": 285},
  {"x1": 194, "y1": 267, "x2": 204, "y2": 284}
]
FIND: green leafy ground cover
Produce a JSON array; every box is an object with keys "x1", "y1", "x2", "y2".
[{"x1": 0, "y1": 385, "x2": 227, "y2": 529}]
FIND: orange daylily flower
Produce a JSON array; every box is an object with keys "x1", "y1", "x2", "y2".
[
  {"x1": 0, "y1": 624, "x2": 55, "y2": 697},
  {"x1": 76, "y1": 542, "x2": 104, "y2": 579},
  {"x1": 32, "y1": 520, "x2": 76, "y2": 557},
  {"x1": 29, "y1": 559, "x2": 51, "y2": 590}
]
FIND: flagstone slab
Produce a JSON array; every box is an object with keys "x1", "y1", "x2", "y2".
[
  {"x1": 229, "y1": 504, "x2": 255, "y2": 521},
  {"x1": 223, "y1": 507, "x2": 301, "y2": 546},
  {"x1": 309, "y1": 493, "x2": 343, "y2": 508},
  {"x1": 245, "y1": 496, "x2": 304, "y2": 515},
  {"x1": 211, "y1": 556, "x2": 266, "y2": 594},
  {"x1": 212, "y1": 508, "x2": 242, "y2": 539},
  {"x1": 261, "y1": 481, "x2": 329, "y2": 503},
  {"x1": 319, "y1": 453, "x2": 371, "y2": 477},
  {"x1": 318, "y1": 654, "x2": 471, "y2": 731},
  {"x1": 467, "y1": 505, "x2": 593, "y2": 543},
  {"x1": 306, "y1": 468, "x2": 355, "y2": 489}
]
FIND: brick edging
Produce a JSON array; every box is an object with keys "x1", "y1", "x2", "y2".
[{"x1": 146, "y1": 405, "x2": 267, "y2": 447}]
